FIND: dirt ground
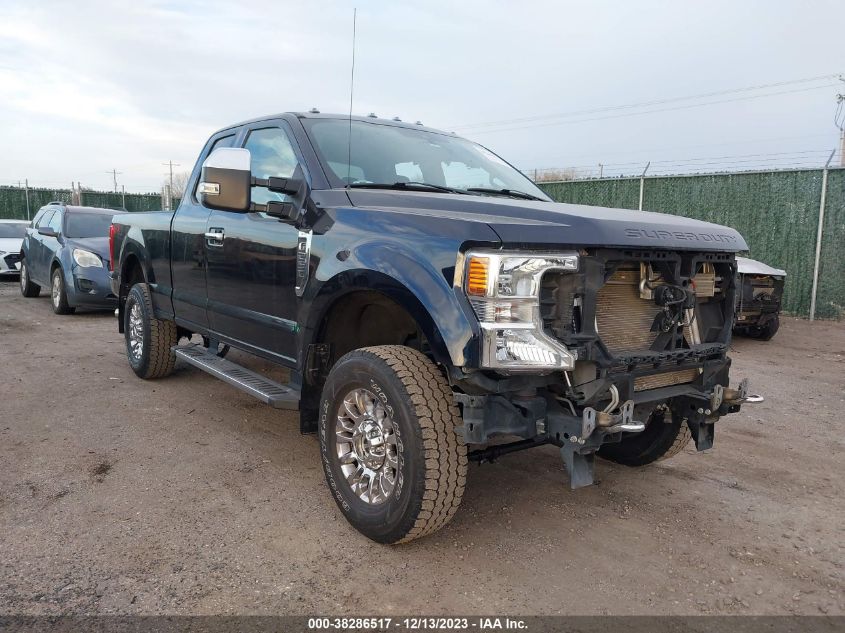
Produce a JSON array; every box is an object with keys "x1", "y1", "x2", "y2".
[{"x1": 0, "y1": 279, "x2": 843, "y2": 616}]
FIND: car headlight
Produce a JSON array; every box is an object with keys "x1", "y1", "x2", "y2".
[
  {"x1": 459, "y1": 251, "x2": 579, "y2": 371},
  {"x1": 72, "y1": 248, "x2": 103, "y2": 268}
]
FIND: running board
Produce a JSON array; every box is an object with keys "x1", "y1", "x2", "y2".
[{"x1": 172, "y1": 344, "x2": 299, "y2": 410}]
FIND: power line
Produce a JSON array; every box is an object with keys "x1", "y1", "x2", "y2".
[
  {"x1": 522, "y1": 132, "x2": 836, "y2": 165},
  {"x1": 450, "y1": 73, "x2": 842, "y2": 131},
  {"x1": 455, "y1": 83, "x2": 840, "y2": 136},
  {"x1": 526, "y1": 148, "x2": 838, "y2": 172}
]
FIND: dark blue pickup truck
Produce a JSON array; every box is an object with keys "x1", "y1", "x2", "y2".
[{"x1": 110, "y1": 111, "x2": 762, "y2": 543}]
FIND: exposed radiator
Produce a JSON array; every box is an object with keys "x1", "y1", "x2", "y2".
[
  {"x1": 595, "y1": 266, "x2": 662, "y2": 354},
  {"x1": 634, "y1": 368, "x2": 699, "y2": 392}
]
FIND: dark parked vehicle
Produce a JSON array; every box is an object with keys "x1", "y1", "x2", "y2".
[
  {"x1": 110, "y1": 111, "x2": 762, "y2": 543},
  {"x1": 20, "y1": 203, "x2": 126, "y2": 314},
  {"x1": 733, "y1": 256, "x2": 786, "y2": 340}
]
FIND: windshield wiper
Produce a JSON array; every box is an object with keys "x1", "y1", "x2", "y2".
[
  {"x1": 465, "y1": 187, "x2": 545, "y2": 201},
  {"x1": 348, "y1": 181, "x2": 467, "y2": 194}
]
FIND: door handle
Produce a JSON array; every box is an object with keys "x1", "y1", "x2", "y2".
[{"x1": 204, "y1": 228, "x2": 225, "y2": 246}]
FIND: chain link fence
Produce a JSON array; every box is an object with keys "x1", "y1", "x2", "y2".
[
  {"x1": 0, "y1": 186, "x2": 180, "y2": 220},
  {"x1": 537, "y1": 168, "x2": 844, "y2": 320}
]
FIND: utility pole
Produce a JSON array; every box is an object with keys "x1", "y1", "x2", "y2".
[
  {"x1": 598, "y1": 163, "x2": 604, "y2": 178},
  {"x1": 121, "y1": 184, "x2": 126, "y2": 210},
  {"x1": 106, "y1": 169, "x2": 122, "y2": 193},
  {"x1": 162, "y1": 160, "x2": 180, "y2": 197},
  {"x1": 836, "y1": 84, "x2": 844, "y2": 167}
]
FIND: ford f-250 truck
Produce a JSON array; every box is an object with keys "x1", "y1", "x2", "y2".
[{"x1": 110, "y1": 111, "x2": 762, "y2": 544}]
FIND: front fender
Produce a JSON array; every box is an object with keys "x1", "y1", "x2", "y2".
[{"x1": 303, "y1": 264, "x2": 478, "y2": 372}]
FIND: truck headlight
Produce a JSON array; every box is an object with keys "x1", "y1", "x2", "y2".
[
  {"x1": 72, "y1": 248, "x2": 103, "y2": 268},
  {"x1": 460, "y1": 251, "x2": 579, "y2": 371}
]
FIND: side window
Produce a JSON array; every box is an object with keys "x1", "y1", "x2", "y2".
[
  {"x1": 244, "y1": 127, "x2": 299, "y2": 205},
  {"x1": 192, "y1": 133, "x2": 236, "y2": 202},
  {"x1": 48, "y1": 210, "x2": 63, "y2": 233},
  {"x1": 31, "y1": 208, "x2": 48, "y2": 228},
  {"x1": 36, "y1": 209, "x2": 55, "y2": 229},
  {"x1": 209, "y1": 133, "x2": 235, "y2": 154}
]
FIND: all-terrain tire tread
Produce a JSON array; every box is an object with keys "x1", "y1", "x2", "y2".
[
  {"x1": 657, "y1": 422, "x2": 691, "y2": 461},
  {"x1": 359, "y1": 346, "x2": 467, "y2": 544},
  {"x1": 133, "y1": 283, "x2": 177, "y2": 379}
]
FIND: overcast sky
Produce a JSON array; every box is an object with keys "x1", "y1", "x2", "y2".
[{"x1": 1, "y1": 0, "x2": 843, "y2": 192}]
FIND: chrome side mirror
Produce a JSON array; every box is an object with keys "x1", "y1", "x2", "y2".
[{"x1": 199, "y1": 148, "x2": 252, "y2": 212}]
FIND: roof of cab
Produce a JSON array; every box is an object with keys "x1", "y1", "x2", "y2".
[{"x1": 213, "y1": 112, "x2": 454, "y2": 138}]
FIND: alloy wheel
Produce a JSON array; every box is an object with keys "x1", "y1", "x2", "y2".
[
  {"x1": 51, "y1": 273, "x2": 61, "y2": 308},
  {"x1": 128, "y1": 302, "x2": 144, "y2": 361},
  {"x1": 334, "y1": 387, "x2": 399, "y2": 505}
]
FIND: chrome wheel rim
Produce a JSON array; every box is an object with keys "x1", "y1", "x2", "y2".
[
  {"x1": 335, "y1": 387, "x2": 399, "y2": 505},
  {"x1": 51, "y1": 273, "x2": 61, "y2": 307},
  {"x1": 20, "y1": 263, "x2": 26, "y2": 291},
  {"x1": 128, "y1": 302, "x2": 144, "y2": 361}
]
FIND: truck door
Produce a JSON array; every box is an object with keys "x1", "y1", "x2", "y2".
[
  {"x1": 204, "y1": 122, "x2": 302, "y2": 365},
  {"x1": 170, "y1": 131, "x2": 237, "y2": 331}
]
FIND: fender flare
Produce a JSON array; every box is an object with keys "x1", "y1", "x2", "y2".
[{"x1": 301, "y1": 265, "x2": 479, "y2": 374}]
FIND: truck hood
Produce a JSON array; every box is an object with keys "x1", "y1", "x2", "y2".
[
  {"x1": 736, "y1": 256, "x2": 786, "y2": 277},
  {"x1": 346, "y1": 190, "x2": 748, "y2": 252}
]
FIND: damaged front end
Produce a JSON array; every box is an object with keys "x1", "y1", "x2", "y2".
[{"x1": 455, "y1": 248, "x2": 763, "y2": 488}]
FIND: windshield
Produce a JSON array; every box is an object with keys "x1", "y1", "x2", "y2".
[
  {"x1": 65, "y1": 212, "x2": 119, "y2": 239},
  {"x1": 304, "y1": 119, "x2": 549, "y2": 200},
  {"x1": 0, "y1": 223, "x2": 27, "y2": 238}
]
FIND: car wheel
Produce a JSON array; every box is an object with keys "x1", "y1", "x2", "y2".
[
  {"x1": 598, "y1": 405, "x2": 691, "y2": 467},
  {"x1": 319, "y1": 345, "x2": 467, "y2": 544},
  {"x1": 51, "y1": 268, "x2": 75, "y2": 315},
  {"x1": 124, "y1": 283, "x2": 177, "y2": 379},
  {"x1": 19, "y1": 260, "x2": 40, "y2": 297},
  {"x1": 757, "y1": 315, "x2": 779, "y2": 341}
]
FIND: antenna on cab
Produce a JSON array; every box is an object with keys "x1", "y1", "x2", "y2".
[{"x1": 346, "y1": 8, "x2": 357, "y2": 186}]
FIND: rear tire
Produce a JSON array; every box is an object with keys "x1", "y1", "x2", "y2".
[
  {"x1": 598, "y1": 406, "x2": 691, "y2": 467},
  {"x1": 51, "y1": 268, "x2": 75, "y2": 315},
  {"x1": 19, "y1": 260, "x2": 40, "y2": 297},
  {"x1": 319, "y1": 346, "x2": 467, "y2": 544},
  {"x1": 124, "y1": 283, "x2": 177, "y2": 379}
]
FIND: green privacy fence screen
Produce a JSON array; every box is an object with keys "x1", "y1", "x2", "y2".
[
  {"x1": 0, "y1": 186, "x2": 180, "y2": 220},
  {"x1": 538, "y1": 168, "x2": 844, "y2": 320}
]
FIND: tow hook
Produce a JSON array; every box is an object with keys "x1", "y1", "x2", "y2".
[
  {"x1": 580, "y1": 399, "x2": 645, "y2": 441},
  {"x1": 721, "y1": 379, "x2": 764, "y2": 406}
]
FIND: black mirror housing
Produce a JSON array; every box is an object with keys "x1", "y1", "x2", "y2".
[{"x1": 199, "y1": 148, "x2": 251, "y2": 212}]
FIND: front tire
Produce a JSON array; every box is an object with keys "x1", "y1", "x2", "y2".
[
  {"x1": 319, "y1": 346, "x2": 467, "y2": 544},
  {"x1": 51, "y1": 268, "x2": 75, "y2": 315},
  {"x1": 19, "y1": 260, "x2": 40, "y2": 297},
  {"x1": 124, "y1": 283, "x2": 177, "y2": 379},
  {"x1": 598, "y1": 406, "x2": 691, "y2": 467},
  {"x1": 757, "y1": 315, "x2": 779, "y2": 341}
]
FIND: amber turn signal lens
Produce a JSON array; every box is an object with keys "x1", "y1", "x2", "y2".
[{"x1": 467, "y1": 257, "x2": 490, "y2": 296}]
